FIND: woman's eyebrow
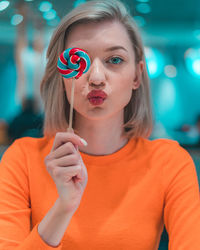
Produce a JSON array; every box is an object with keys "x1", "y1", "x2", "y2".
[{"x1": 104, "y1": 46, "x2": 128, "y2": 53}]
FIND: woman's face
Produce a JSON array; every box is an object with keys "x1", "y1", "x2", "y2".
[{"x1": 63, "y1": 20, "x2": 144, "y2": 121}]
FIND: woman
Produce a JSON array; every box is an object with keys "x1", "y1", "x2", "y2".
[{"x1": 0, "y1": 0, "x2": 200, "y2": 249}]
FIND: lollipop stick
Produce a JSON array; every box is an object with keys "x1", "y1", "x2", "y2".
[{"x1": 67, "y1": 78, "x2": 75, "y2": 133}]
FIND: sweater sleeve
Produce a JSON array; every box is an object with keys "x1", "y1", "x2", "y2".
[
  {"x1": 162, "y1": 141, "x2": 200, "y2": 250},
  {"x1": 0, "y1": 140, "x2": 63, "y2": 249}
]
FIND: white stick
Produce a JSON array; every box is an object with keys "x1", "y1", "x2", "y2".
[{"x1": 67, "y1": 78, "x2": 75, "y2": 133}]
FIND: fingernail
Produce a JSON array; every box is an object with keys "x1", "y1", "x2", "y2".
[{"x1": 80, "y1": 138, "x2": 88, "y2": 146}]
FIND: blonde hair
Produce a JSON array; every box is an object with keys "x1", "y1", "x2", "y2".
[{"x1": 40, "y1": 0, "x2": 153, "y2": 139}]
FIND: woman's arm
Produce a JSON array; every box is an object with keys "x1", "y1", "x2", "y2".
[
  {"x1": 0, "y1": 133, "x2": 88, "y2": 249},
  {"x1": 38, "y1": 197, "x2": 74, "y2": 247},
  {"x1": 0, "y1": 140, "x2": 63, "y2": 249},
  {"x1": 162, "y1": 142, "x2": 200, "y2": 250}
]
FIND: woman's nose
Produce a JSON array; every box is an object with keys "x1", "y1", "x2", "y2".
[{"x1": 87, "y1": 58, "x2": 106, "y2": 86}]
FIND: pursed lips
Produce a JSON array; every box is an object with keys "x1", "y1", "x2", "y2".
[{"x1": 87, "y1": 90, "x2": 108, "y2": 99}]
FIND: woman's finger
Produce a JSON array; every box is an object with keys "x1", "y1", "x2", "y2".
[
  {"x1": 49, "y1": 142, "x2": 77, "y2": 159},
  {"x1": 51, "y1": 132, "x2": 86, "y2": 152},
  {"x1": 53, "y1": 154, "x2": 81, "y2": 167},
  {"x1": 52, "y1": 165, "x2": 84, "y2": 182}
]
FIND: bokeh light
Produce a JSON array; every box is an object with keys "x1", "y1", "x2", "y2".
[
  {"x1": 136, "y1": 0, "x2": 150, "y2": 2},
  {"x1": 133, "y1": 16, "x2": 146, "y2": 27},
  {"x1": 43, "y1": 9, "x2": 56, "y2": 20},
  {"x1": 164, "y1": 65, "x2": 177, "y2": 78},
  {"x1": 0, "y1": 1, "x2": 10, "y2": 11},
  {"x1": 193, "y1": 29, "x2": 200, "y2": 40},
  {"x1": 136, "y1": 3, "x2": 151, "y2": 14},
  {"x1": 144, "y1": 47, "x2": 165, "y2": 78},
  {"x1": 158, "y1": 79, "x2": 176, "y2": 112},
  {"x1": 11, "y1": 14, "x2": 23, "y2": 26},
  {"x1": 47, "y1": 16, "x2": 60, "y2": 26},
  {"x1": 185, "y1": 48, "x2": 200, "y2": 78},
  {"x1": 39, "y1": 1, "x2": 52, "y2": 12},
  {"x1": 73, "y1": 0, "x2": 86, "y2": 8}
]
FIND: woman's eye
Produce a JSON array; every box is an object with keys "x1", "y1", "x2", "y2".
[{"x1": 108, "y1": 57, "x2": 123, "y2": 65}]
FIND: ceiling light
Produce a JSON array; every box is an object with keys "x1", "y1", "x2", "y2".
[
  {"x1": 136, "y1": 3, "x2": 151, "y2": 14},
  {"x1": 192, "y1": 59, "x2": 200, "y2": 75},
  {"x1": 0, "y1": 1, "x2": 10, "y2": 11},
  {"x1": 43, "y1": 9, "x2": 56, "y2": 20},
  {"x1": 136, "y1": 0, "x2": 150, "y2": 2},
  {"x1": 144, "y1": 47, "x2": 164, "y2": 78},
  {"x1": 73, "y1": 0, "x2": 86, "y2": 8},
  {"x1": 193, "y1": 30, "x2": 200, "y2": 40},
  {"x1": 11, "y1": 14, "x2": 23, "y2": 25},
  {"x1": 185, "y1": 48, "x2": 200, "y2": 78},
  {"x1": 164, "y1": 65, "x2": 177, "y2": 78},
  {"x1": 39, "y1": 1, "x2": 52, "y2": 12},
  {"x1": 47, "y1": 16, "x2": 60, "y2": 26},
  {"x1": 133, "y1": 16, "x2": 146, "y2": 27}
]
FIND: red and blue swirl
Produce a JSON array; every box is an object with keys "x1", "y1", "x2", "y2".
[{"x1": 57, "y1": 47, "x2": 91, "y2": 79}]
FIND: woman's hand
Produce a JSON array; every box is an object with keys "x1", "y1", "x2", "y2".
[{"x1": 44, "y1": 132, "x2": 88, "y2": 214}]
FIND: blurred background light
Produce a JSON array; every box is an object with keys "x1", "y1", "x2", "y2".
[
  {"x1": 158, "y1": 79, "x2": 176, "y2": 112},
  {"x1": 185, "y1": 48, "x2": 200, "y2": 78},
  {"x1": 73, "y1": 0, "x2": 86, "y2": 8},
  {"x1": 11, "y1": 14, "x2": 23, "y2": 26},
  {"x1": 156, "y1": 78, "x2": 183, "y2": 130},
  {"x1": 0, "y1": 1, "x2": 10, "y2": 11},
  {"x1": 193, "y1": 29, "x2": 200, "y2": 40},
  {"x1": 136, "y1": 0, "x2": 150, "y2": 2},
  {"x1": 136, "y1": 3, "x2": 151, "y2": 14},
  {"x1": 164, "y1": 65, "x2": 177, "y2": 78},
  {"x1": 39, "y1": 1, "x2": 52, "y2": 12},
  {"x1": 192, "y1": 59, "x2": 200, "y2": 75},
  {"x1": 43, "y1": 9, "x2": 56, "y2": 20},
  {"x1": 144, "y1": 47, "x2": 165, "y2": 78},
  {"x1": 133, "y1": 16, "x2": 146, "y2": 27},
  {"x1": 24, "y1": 0, "x2": 34, "y2": 2},
  {"x1": 47, "y1": 16, "x2": 60, "y2": 26}
]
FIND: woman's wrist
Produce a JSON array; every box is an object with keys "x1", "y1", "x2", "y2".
[
  {"x1": 38, "y1": 198, "x2": 74, "y2": 247},
  {"x1": 55, "y1": 197, "x2": 76, "y2": 216}
]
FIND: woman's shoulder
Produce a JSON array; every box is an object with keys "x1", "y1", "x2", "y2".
[
  {"x1": 141, "y1": 137, "x2": 181, "y2": 152},
  {"x1": 143, "y1": 137, "x2": 179, "y2": 148},
  {"x1": 3, "y1": 136, "x2": 53, "y2": 159},
  {"x1": 139, "y1": 137, "x2": 191, "y2": 162},
  {"x1": 14, "y1": 136, "x2": 52, "y2": 148}
]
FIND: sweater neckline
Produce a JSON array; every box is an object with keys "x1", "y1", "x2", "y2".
[
  {"x1": 47, "y1": 135, "x2": 141, "y2": 166},
  {"x1": 79, "y1": 137, "x2": 140, "y2": 166}
]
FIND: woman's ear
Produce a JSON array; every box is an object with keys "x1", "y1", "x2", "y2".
[{"x1": 132, "y1": 61, "x2": 144, "y2": 90}]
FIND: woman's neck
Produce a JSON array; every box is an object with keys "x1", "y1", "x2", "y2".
[{"x1": 74, "y1": 114, "x2": 128, "y2": 156}]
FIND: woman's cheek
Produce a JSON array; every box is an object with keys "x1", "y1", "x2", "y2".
[
  {"x1": 73, "y1": 85, "x2": 86, "y2": 107},
  {"x1": 79, "y1": 84, "x2": 88, "y2": 97}
]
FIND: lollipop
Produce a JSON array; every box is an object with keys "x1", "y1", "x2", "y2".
[{"x1": 57, "y1": 47, "x2": 91, "y2": 132}]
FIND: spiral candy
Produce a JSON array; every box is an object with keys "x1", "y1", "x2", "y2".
[{"x1": 57, "y1": 47, "x2": 91, "y2": 79}]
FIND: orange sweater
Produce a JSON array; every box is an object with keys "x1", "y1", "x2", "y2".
[{"x1": 0, "y1": 136, "x2": 200, "y2": 250}]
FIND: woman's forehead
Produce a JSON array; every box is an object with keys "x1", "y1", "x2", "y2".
[{"x1": 66, "y1": 20, "x2": 133, "y2": 52}]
